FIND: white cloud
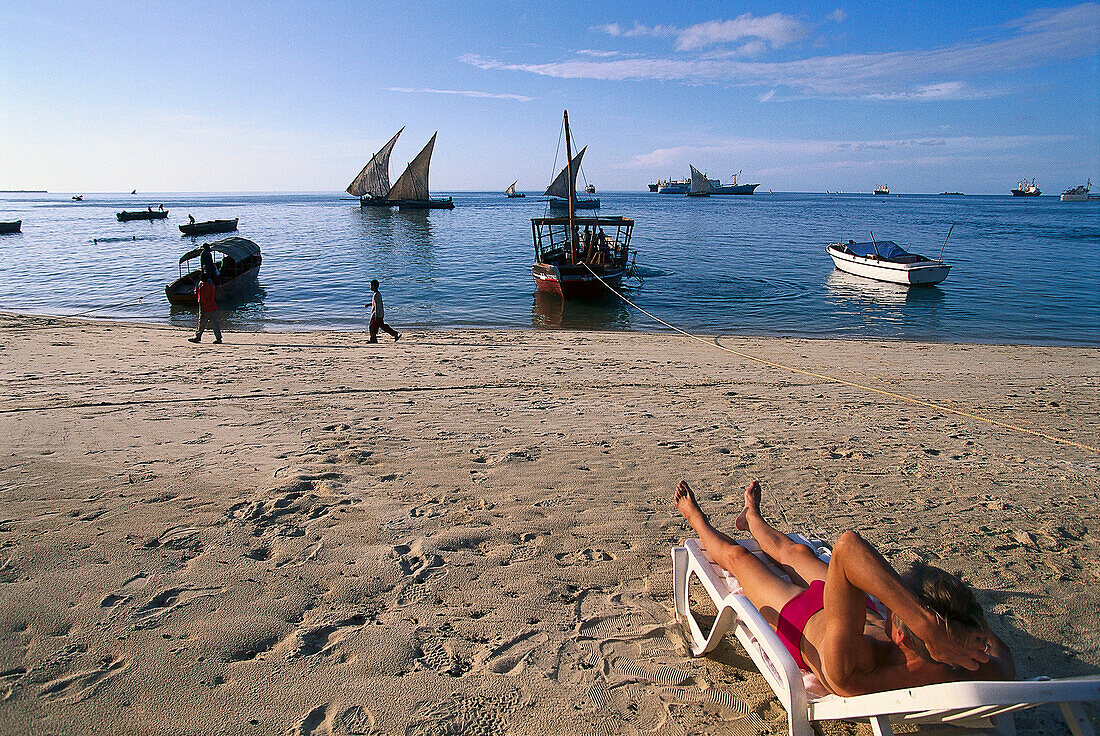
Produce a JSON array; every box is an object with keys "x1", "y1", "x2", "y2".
[
  {"x1": 674, "y1": 14, "x2": 807, "y2": 51},
  {"x1": 465, "y1": 4, "x2": 1100, "y2": 100},
  {"x1": 387, "y1": 87, "x2": 533, "y2": 102},
  {"x1": 826, "y1": 9, "x2": 847, "y2": 23}
]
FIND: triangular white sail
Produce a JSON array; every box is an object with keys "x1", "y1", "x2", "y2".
[
  {"x1": 505, "y1": 181, "x2": 517, "y2": 196},
  {"x1": 689, "y1": 165, "x2": 715, "y2": 195},
  {"x1": 347, "y1": 127, "x2": 404, "y2": 198},
  {"x1": 387, "y1": 132, "x2": 437, "y2": 202},
  {"x1": 544, "y1": 147, "x2": 586, "y2": 200}
]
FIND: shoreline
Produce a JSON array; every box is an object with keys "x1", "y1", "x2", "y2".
[{"x1": 0, "y1": 313, "x2": 1096, "y2": 734}]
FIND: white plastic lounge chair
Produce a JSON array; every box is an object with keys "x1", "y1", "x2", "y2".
[{"x1": 672, "y1": 536, "x2": 1100, "y2": 735}]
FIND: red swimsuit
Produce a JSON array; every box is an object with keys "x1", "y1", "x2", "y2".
[{"x1": 776, "y1": 580, "x2": 881, "y2": 671}]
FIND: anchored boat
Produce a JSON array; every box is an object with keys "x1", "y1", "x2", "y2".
[
  {"x1": 118, "y1": 208, "x2": 168, "y2": 221},
  {"x1": 826, "y1": 237, "x2": 950, "y2": 286},
  {"x1": 545, "y1": 146, "x2": 599, "y2": 210},
  {"x1": 1060, "y1": 179, "x2": 1093, "y2": 202},
  {"x1": 687, "y1": 165, "x2": 715, "y2": 197},
  {"x1": 531, "y1": 111, "x2": 633, "y2": 299},
  {"x1": 165, "y1": 237, "x2": 262, "y2": 305},
  {"x1": 1011, "y1": 178, "x2": 1041, "y2": 197},
  {"x1": 713, "y1": 170, "x2": 760, "y2": 195},
  {"x1": 0, "y1": 220, "x2": 21, "y2": 234},
  {"x1": 347, "y1": 127, "x2": 404, "y2": 207},
  {"x1": 180, "y1": 218, "x2": 239, "y2": 236},
  {"x1": 505, "y1": 181, "x2": 525, "y2": 198}
]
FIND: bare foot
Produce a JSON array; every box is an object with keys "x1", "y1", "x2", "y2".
[
  {"x1": 674, "y1": 480, "x2": 703, "y2": 521},
  {"x1": 734, "y1": 479, "x2": 762, "y2": 531}
]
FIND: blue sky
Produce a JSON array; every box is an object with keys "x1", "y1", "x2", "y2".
[{"x1": 1, "y1": 1, "x2": 1097, "y2": 193}]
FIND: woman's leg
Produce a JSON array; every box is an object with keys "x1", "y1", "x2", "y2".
[
  {"x1": 734, "y1": 480, "x2": 829, "y2": 587},
  {"x1": 675, "y1": 480, "x2": 803, "y2": 624}
]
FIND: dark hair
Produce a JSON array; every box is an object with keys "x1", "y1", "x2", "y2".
[
  {"x1": 896, "y1": 562, "x2": 989, "y2": 660},
  {"x1": 370, "y1": 279, "x2": 379, "y2": 289}
]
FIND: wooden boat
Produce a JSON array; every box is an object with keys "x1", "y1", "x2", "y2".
[
  {"x1": 532, "y1": 111, "x2": 634, "y2": 299},
  {"x1": 505, "y1": 181, "x2": 525, "y2": 198},
  {"x1": 584, "y1": 183, "x2": 596, "y2": 194},
  {"x1": 826, "y1": 238, "x2": 950, "y2": 286},
  {"x1": 165, "y1": 237, "x2": 262, "y2": 305},
  {"x1": 387, "y1": 133, "x2": 454, "y2": 209},
  {"x1": 348, "y1": 127, "x2": 403, "y2": 207},
  {"x1": 180, "y1": 218, "x2": 239, "y2": 236},
  {"x1": 545, "y1": 146, "x2": 599, "y2": 209},
  {"x1": 0, "y1": 220, "x2": 21, "y2": 234},
  {"x1": 71, "y1": 195, "x2": 83, "y2": 201},
  {"x1": 687, "y1": 164, "x2": 715, "y2": 196},
  {"x1": 118, "y1": 208, "x2": 168, "y2": 221}
]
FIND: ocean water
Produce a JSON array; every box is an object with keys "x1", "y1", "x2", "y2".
[{"x1": 0, "y1": 191, "x2": 1097, "y2": 345}]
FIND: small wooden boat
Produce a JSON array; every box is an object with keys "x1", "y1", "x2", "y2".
[
  {"x1": 348, "y1": 127, "x2": 404, "y2": 207},
  {"x1": 165, "y1": 237, "x2": 262, "y2": 305},
  {"x1": 549, "y1": 196, "x2": 599, "y2": 210},
  {"x1": 687, "y1": 164, "x2": 715, "y2": 196},
  {"x1": 387, "y1": 132, "x2": 455, "y2": 209},
  {"x1": 826, "y1": 238, "x2": 950, "y2": 286},
  {"x1": 532, "y1": 111, "x2": 633, "y2": 299},
  {"x1": 118, "y1": 208, "x2": 168, "y2": 221},
  {"x1": 71, "y1": 195, "x2": 83, "y2": 201},
  {"x1": 584, "y1": 183, "x2": 596, "y2": 194},
  {"x1": 545, "y1": 145, "x2": 600, "y2": 210},
  {"x1": 180, "y1": 218, "x2": 239, "y2": 236},
  {"x1": 0, "y1": 220, "x2": 21, "y2": 234},
  {"x1": 505, "y1": 181, "x2": 525, "y2": 198}
]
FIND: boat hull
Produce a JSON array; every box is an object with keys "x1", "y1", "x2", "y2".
[
  {"x1": 712, "y1": 183, "x2": 759, "y2": 195},
  {"x1": 1011, "y1": 190, "x2": 1041, "y2": 197},
  {"x1": 648, "y1": 184, "x2": 659, "y2": 192},
  {"x1": 505, "y1": 193, "x2": 526, "y2": 198},
  {"x1": 359, "y1": 197, "x2": 394, "y2": 207},
  {"x1": 657, "y1": 183, "x2": 688, "y2": 194},
  {"x1": 397, "y1": 198, "x2": 454, "y2": 210},
  {"x1": 548, "y1": 197, "x2": 600, "y2": 210},
  {"x1": 826, "y1": 246, "x2": 950, "y2": 286},
  {"x1": 0, "y1": 220, "x2": 21, "y2": 234},
  {"x1": 165, "y1": 266, "x2": 261, "y2": 306},
  {"x1": 118, "y1": 210, "x2": 169, "y2": 221},
  {"x1": 532, "y1": 262, "x2": 626, "y2": 298},
  {"x1": 179, "y1": 218, "x2": 238, "y2": 236}
]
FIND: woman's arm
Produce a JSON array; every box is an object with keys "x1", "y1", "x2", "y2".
[{"x1": 823, "y1": 532, "x2": 992, "y2": 677}]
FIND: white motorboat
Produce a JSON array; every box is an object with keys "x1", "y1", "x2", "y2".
[{"x1": 826, "y1": 239, "x2": 950, "y2": 286}]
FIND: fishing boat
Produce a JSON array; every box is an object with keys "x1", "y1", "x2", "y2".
[
  {"x1": 585, "y1": 183, "x2": 596, "y2": 194},
  {"x1": 165, "y1": 237, "x2": 262, "y2": 305},
  {"x1": 117, "y1": 208, "x2": 168, "y2": 221},
  {"x1": 180, "y1": 218, "x2": 239, "y2": 236},
  {"x1": 687, "y1": 165, "x2": 715, "y2": 197},
  {"x1": 71, "y1": 195, "x2": 83, "y2": 201},
  {"x1": 347, "y1": 127, "x2": 403, "y2": 207},
  {"x1": 713, "y1": 170, "x2": 760, "y2": 195},
  {"x1": 826, "y1": 237, "x2": 950, "y2": 286},
  {"x1": 0, "y1": 220, "x2": 21, "y2": 234},
  {"x1": 873, "y1": 185, "x2": 890, "y2": 196},
  {"x1": 531, "y1": 111, "x2": 634, "y2": 299},
  {"x1": 505, "y1": 181, "x2": 525, "y2": 198},
  {"x1": 1060, "y1": 179, "x2": 1092, "y2": 202},
  {"x1": 545, "y1": 146, "x2": 600, "y2": 210},
  {"x1": 387, "y1": 132, "x2": 454, "y2": 209},
  {"x1": 1011, "y1": 178, "x2": 1041, "y2": 197}
]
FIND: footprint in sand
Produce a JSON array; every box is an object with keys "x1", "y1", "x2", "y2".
[
  {"x1": 479, "y1": 630, "x2": 549, "y2": 676},
  {"x1": 336, "y1": 705, "x2": 380, "y2": 735},
  {"x1": 278, "y1": 613, "x2": 367, "y2": 660},
  {"x1": 99, "y1": 573, "x2": 151, "y2": 609},
  {"x1": 133, "y1": 586, "x2": 222, "y2": 625},
  {"x1": 39, "y1": 655, "x2": 129, "y2": 703},
  {"x1": 554, "y1": 548, "x2": 615, "y2": 566}
]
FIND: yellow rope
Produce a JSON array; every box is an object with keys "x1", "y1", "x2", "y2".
[{"x1": 582, "y1": 264, "x2": 1099, "y2": 454}]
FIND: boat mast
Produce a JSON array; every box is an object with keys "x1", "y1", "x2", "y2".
[{"x1": 563, "y1": 110, "x2": 576, "y2": 264}]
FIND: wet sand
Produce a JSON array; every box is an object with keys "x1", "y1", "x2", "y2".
[{"x1": 0, "y1": 313, "x2": 1096, "y2": 734}]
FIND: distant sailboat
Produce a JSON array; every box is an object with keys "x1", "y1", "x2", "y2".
[
  {"x1": 347, "y1": 127, "x2": 404, "y2": 207},
  {"x1": 687, "y1": 165, "x2": 715, "y2": 197},
  {"x1": 546, "y1": 147, "x2": 599, "y2": 210},
  {"x1": 505, "y1": 181, "x2": 525, "y2": 198},
  {"x1": 387, "y1": 132, "x2": 454, "y2": 210}
]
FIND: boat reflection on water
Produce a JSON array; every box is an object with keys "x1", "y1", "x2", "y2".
[
  {"x1": 825, "y1": 270, "x2": 945, "y2": 306},
  {"x1": 531, "y1": 290, "x2": 633, "y2": 329},
  {"x1": 168, "y1": 285, "x2": 268, "y2": 331}
]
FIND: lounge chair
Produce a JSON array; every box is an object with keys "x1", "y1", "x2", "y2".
[{"x1": 672, "y1": 536, "x2": 1100, "y2": 735}]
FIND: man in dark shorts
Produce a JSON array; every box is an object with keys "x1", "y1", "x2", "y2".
[{"x1": 366, "y1": 279, "x2": 400, "y2": 343}]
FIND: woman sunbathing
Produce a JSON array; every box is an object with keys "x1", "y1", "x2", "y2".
[{"x1": 675, "y1": 479, "x2": 1014, "y2": 696}]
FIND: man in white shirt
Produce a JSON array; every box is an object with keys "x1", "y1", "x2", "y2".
[{"x1": 366, "y1": 279, "x2": 400, "y2": 343}]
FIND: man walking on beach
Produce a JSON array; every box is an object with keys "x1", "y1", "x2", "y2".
[
  {"x1": 366, "y1": 279, "x2": 400, "y2": 343},
  {"x1": 188, "y1": 278, "x2": 222, "y2": 344}
]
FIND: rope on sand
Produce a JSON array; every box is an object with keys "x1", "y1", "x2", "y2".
[{"x1": 581, "y1": 263, "x2": 1099, "y2": 454}]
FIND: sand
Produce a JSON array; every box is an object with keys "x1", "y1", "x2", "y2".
[{"x1": 0, "y1": 312, "x2": 1096, "y2": 735}]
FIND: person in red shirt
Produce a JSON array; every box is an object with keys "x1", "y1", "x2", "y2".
[{"x1": 188, "y1": 278, "x2": 222, "y2": 344}]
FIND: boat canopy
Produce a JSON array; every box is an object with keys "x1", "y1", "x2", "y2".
[
  {"x1": 179, "y1": 237, "x2": 261, "y2": 264},
  {"x1": 843, "y1": 241, "x2": 909, "y2": 259}
]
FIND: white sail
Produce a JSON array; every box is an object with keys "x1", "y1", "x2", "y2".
[
  {"x1": 689, "y1": 165, "x2": 715, "y2": 195},
  {"x1": 544, "y1": 146, "x2": 586, "y2": 200},
  {"x1": 387, "y1": 132, "x2": 437, "y2": 202},
  {"x1": 347, "y1": 127, "x2": 404, "y2": 198},
  {"x1": 505, "y1": 181, "x2": 517, "y2": 196}
]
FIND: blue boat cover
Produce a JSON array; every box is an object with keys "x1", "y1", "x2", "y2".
[{"x1": 844, "y1": 241, "x2": 909, "y2": 259}]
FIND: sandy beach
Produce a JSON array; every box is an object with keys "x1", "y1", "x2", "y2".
[{"x1": 0, "y1": 312, "x2": 1096, "y2": 735}]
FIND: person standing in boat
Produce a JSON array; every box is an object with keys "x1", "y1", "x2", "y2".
[
  {"x1": 200, "y1": 243, "x2": 218, "y2": 282},
  {"x1": 188, "y1": 214, "x2": 196, "y2": 225},
  {"x1": 188, "y1": 278, "x2": 222, "y2": 345},
  {"x1": 366, "y1": 279, "x2": 400, "y2": 343}
]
